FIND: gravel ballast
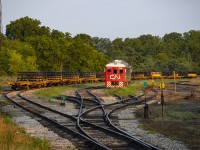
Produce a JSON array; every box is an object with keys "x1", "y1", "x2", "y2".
[
  {"x1": 1, "y1": 89, "x2": 190, "y2": 150},
  {"x1": 0, "y1": 94, "x2": 76, "y2": 150}
]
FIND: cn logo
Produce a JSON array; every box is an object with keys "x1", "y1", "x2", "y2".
[{"x1": 110, "y1": 75, "x2": 121, "y2": 79}]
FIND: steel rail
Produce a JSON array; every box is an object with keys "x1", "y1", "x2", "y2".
[
  {"x1": 77, "y1": 88, "x2": 158, "y2": 149},
  {"x1": 75, "y1": 89, "x2": 107, "y2": 146},
  {"x1": 105, "y1": 89, "x2": 161, "y2": 150},
  {"x1": 75, "y1": 89, "x2": 111, "y2": 149},
  {"x1": 87, "y1": 87, "x2": 160, "y2": 149},
  {"x1": 5, "y1": 91, "x2": 111, "y2": 150},
  {"x1": 80, "y1": 96, "x2": 161, "y2": 150},
  {"x1": 4, "y1": 86, "x2": 159, "y2": 149}
]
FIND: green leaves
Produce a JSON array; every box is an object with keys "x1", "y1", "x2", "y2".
[
  {"x1": 7, "y1": 50, "x2": 38, "y2": 75},
  {"x1": 8, "y1": 50, "x2": 23, "y2": 74},
  {"x1": 0, "y1": 39, "x2": 38, "y2": 75},
  {"x1": 2, "y1": 16, "x2": 200, "y2": 75},
  {"x1": 6, "y1": 16, "x2": 42, "y2": 41},
  {"x1": 65, "y1": 40, "x2": 107, "y2": 72}
]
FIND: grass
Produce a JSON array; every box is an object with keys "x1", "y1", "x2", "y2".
[
  {"x1": 168, "y1": 111, "x2": 198, "y2": 119},
  {"x1": 0, "y1": 76, "x2": 17, "y2": 92},
  {"x1": 190, "y1": 77, "x2": 200, "y2": 83},
  {"x1": 35, "y1": 86, "x2": 76, "y2": 98},
  {"x1": 0, "y1": 76, "x2": 16, "y2": 85},
  {"x1": 0, "y1": 86, "x2": 3, "y2": 92},
  {"x1": 0, "y1": 75, "x2": 52, "y2": 149},
  {"x1": 103, "y1": 79, "x2": 188, "y2": 96},
  {"x1": 0, "y1": 113, "x2": 51, "y2": 150},
  {"x1": 0, "y1": 100, "x2": 10, "y2": 106},
  {"x1": 35, "y1": 82, "x2": 104, "y2": 98},
  {"x1": 105, "y1": 83, "x2": 143, "y2": 96}
]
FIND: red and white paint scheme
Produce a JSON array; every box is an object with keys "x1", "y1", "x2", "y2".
[{"x1": 105, "y1": 60, "x2": 132, "y2": 88}]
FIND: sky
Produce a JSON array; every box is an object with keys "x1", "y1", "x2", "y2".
[{"x1": 2, "y1": 0, "x2": 200, "y2": 40}]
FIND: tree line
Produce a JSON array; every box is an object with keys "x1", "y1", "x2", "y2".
[{"x1": 0, "y1": 16, "x2": 199, "y2": 76}]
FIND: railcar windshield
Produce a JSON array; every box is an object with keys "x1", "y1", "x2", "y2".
[
  {"x1": 120, "y1": 69, "x2": 123, "y2": 74},
  {"x1": 113, "y1": 69, "x2": 117, "y2": 74}
]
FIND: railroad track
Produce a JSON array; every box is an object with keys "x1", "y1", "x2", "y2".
[
  {"x1": 167, "y1": 82, "x2": 200, "y2": 95},
  {"x1": 5, "y1": 91, "x2": 108, "y2": 149},
  {"x1": 5, "y1": 86, "x2": 161, "y2": 150},
  {"x1": 76, "y1": 86, "x2": 161, "y2": 149}
]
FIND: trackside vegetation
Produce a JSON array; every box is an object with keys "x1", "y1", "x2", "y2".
[
  {"x1": 136, "y1": 95, "x2": 200, "y2": 150},
  {"x1": 35, "y1": 82, "x2": 104, "y2": 98},
  {"x1": 35, "y1": 86, "x2": 77, "y2": 98},
  {"x1": 0, "y1": 16, "x2": 200, "y2": 76},
  {"x1": 0, "y1": 113, "x2": 51, "y2": 150},
  {"x1": 105, "y1": 83, "x2": 143, "y2": 96},
  {"x1": 0, "y1": 77, "x2": 51, "y2": 150}
]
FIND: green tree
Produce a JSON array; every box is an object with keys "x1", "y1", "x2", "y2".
[
  {"x1": 24, "y1": 56, "x2": 38, "y2": 71},
  {"x1": 0, "y1": 47, "x2": 9, "y2": 75},
  {"x1": 137, "y1": 34, "x2": 161, "y2": 57},
  {"x1": 74, "y1": 33, "x2": 93, "y2": 46},
  {"x1": 51, "y1": 29, "x2": 65, "y2": 39},
  {"x1": 156, "y1": 53, "x2": 169, "y2": 63},
  {"x1": 139, "y1": 55, "x2": 156, "y2": 72},
  {"x1": 24, "y1": 35, "x2": 53, "y2": 71},
  {"x1": 3, "y1": 16, "x2": 200, "y2": 74},
  {"x1": 184, "y1": 30, "x2": 200, "y2": 63},
  {"x1": 65, "y1": 40, "x2": 107, "y2": 72},
  {"x1": 162, "y1": 32, "x2": 184, "y2": 57},
  {"x1": 50, "y1": 38, "x2": 69, "y2": 71},
  {"x1": 7, "y1": 50, "x2": 24, "y2": 75},
  {"x1": 0, "y1": 39, "x2": 38, "y2": 75},
  {"x1": 6, "y1": 16, "x2": 42, "y2": 41},
  {"x1": 65, "y1": 32, "x2": 73, "y2": 41},
  {"x1": 39, "y1": 26, "x2": 51, "y2": 37},
  {"x1": 112, "y1": 38, "x2": 124, "y2": 51},
  {"x1": 93, "y1": 37, "x2": 112, "y2": 54},
  {"x1": 7, "y1": 51, "x2": 38, "y2": 75},
  {"x1": 27, "y1": 34, "x2": 72, "y2": 72}
]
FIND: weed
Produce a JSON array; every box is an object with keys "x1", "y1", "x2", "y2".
[
  {"x1": 105, "y1": 84, "x2": 142, "y2": 96},
  {"x1": 35, "y1": 86, "x2": 72, "y2": 98},
  {"x1": 35, "y1": 82, "x2": 105, "y2": 98},
  {"x1": 136, "y1": 101, "x2": 200, "y2": 150},
  {"x1": 0, "y1": 86, "x2": 3, "y2": 92},
  {"x1": 168, "y1": 111, "x2": 198, "y2": 120},
  {"x1": 0, "y1": 115, "x2": 51, "y2": 150},
  {"x1": 3, "y1": 116, "x2": 13, "y2": 124},
  {"x1": 0, "y1": 100, "x2": 10, "y2": 106},
  {"x1": 31, "y1": 137, "x2": 51, "y2": 150}
]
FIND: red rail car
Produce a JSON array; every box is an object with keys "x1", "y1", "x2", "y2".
[{"x1": 105, "y1": 60, "x2": 132, "y2": 88}]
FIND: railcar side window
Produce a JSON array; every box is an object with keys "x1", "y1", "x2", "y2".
[
  {"x1": 120, "y1": 70, "x2": 123, "y2": 74},
  {"x1": 114, "y1": 69, "x2": 117, "y2": 74},
  {"x1": 107, "y1": 69, "x2": 111, "y2": 73}
]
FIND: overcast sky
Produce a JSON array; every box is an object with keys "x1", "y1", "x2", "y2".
[{"x1": 2, "y1": 0, "x2": 200, "y2": 40}]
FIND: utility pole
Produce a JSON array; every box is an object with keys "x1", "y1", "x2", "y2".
[
  {"x1": 0, "y1": 0, "x2": 2, "y2": 50},
  {"x1": 160, "y1": 79, "x2": 165, "y2": 118},
  {"x1": 173, "y1": 71, "x2": 176, "y2": 93}
]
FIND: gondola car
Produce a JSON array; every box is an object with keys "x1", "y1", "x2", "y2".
[{"x1": 105, "y1": 60, "x2": 132, "y2": 88}]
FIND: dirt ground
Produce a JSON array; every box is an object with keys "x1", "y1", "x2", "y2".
[{"x1": 136, "y1": 81, "x2": 200, "y2": 150}]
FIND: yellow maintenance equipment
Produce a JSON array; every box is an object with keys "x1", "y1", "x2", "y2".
[
  {"x1": 187, "y1": 73, "x2": 197, "y2": 78},
  {"x1": 160, "y1": 79, "x2": 165, "y2": 89},
  {"x1": 151, "y1": 72, "x2": 162, "y2": 78},
  {"x1": 149, "y1": 80, "x2": 155, "y2": 86}
]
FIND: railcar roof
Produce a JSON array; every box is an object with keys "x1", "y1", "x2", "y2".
[{"x1": 106, "y1": 60, "x2": 131, "y2": 68}]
